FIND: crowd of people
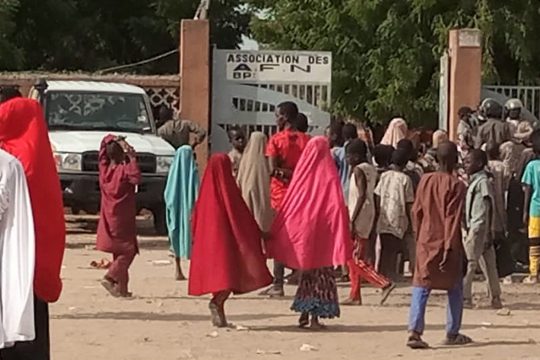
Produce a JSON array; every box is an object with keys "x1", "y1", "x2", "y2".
[{"x1": 2, "y1": 85, "x2": 540, "y2": 358}]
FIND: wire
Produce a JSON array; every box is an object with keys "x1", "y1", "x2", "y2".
[{"x1": 96, "y1": 49, "x2": 179, "y2": 74}]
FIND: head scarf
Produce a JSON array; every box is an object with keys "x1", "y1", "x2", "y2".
[
  {"x1": 188, "y1": 154, "x2": 272, "y2": 296},
  {"x1": 0, "y1": 97, "x2": 65, "y2": 302},
  {"x1": 237, "y1": 132, "x2": 272, "y2": 232},
  {"x1": 380, "y1": 117, "x2": 408, "y2": 148},
  {"x1": 432, "y1": 130, "x2": 449, "y2": 149},
  {"x1": 164, "y1": 145, "x2": 199, "y2": 259},
  {"x1": 268, "y1": 136, "x2": 352, "y2": 270}
]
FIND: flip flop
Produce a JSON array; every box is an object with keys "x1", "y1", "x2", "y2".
[
  {"x1": 100, "y1": 279, "x2": 120, "y2": 297},
  {"x1": 443, "y1": 334, "x2": 473, "y2": 346},
  {"x1": 380, "y1": 283, "x2": 396, "y2": 305},
  {"x1": 407, "y1": 336, "x2": 429, "y2": 349}
]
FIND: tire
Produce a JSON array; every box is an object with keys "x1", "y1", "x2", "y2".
[{"x1": 152, "y1": 205, "x2": 167, "y2": 236}]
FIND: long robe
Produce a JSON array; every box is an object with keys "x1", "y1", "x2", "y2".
[
  {"x1": 237, "y1": 132, "x2": 273, "y2": 232},
  {"x1": 0, "y1": 150, "x2": 35, "y2": 348},
  {"x1": 96, "y1": 135, "x2": 141, "y2": 255},
  {"x1": 268, "y1": 136, "x2": 352, "y2": 270},
  {"x1": 164, "y1": 145, "x2": 199, "y2": 258},
  {"x1": 188, "y1": 154, "x2": 272, "y2": 296},
  {"x1": 412, "y1": 172, "x2": 466, "y2": 290},
  {"x1": 0, "y1": 97, "x2": 65, "y2": 303}
]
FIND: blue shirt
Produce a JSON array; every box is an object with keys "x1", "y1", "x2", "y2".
[
  {"x1": 332, "y1": 144, "x2": 350, "y2": 199},
  {"x1": 522, "y1": 159, "x2": 540, "y2": 217}
]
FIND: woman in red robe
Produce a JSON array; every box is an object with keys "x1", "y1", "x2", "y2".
[
  {"x1": 189, "y1": 154, "x2": 272, "y2": 327},
  {"x1": 97, "y1": 135, "x2": 141, "y2": 297},
  {"x1": 0, "y1": 95, "x2": 65, "y2": 358}
]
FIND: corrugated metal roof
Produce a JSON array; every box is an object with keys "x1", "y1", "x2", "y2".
[{"x1": 45, "y1": 81, "x2": 146, "y2": 95}]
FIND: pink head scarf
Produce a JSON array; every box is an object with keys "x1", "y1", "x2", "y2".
[
  {"x1": 380, "y1": 117, "x2": 408, "y2": 148},
  {"x1": 268, "y1": 136, "x2": 352, "y2": 270}
]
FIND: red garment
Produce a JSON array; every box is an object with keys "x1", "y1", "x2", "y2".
[
  {"x1": 348, "y1": 237, "x2": 390, "y2": 301},
  {"x1": 0, "y1": 98, "x2": 65, "y2": 302},
  {"x1": 265, "y1": 128, "x2": 310, "y2": 210},
  {"x1": 268, "y1": 136, "x2": 352, "y2": 270},
  {"x1": 96, "y1": 135, "x2": 141, "y2": 255},
  {"x1": 188, "y1": 154, "x2": 272, "y2": 296},
  {"x1": 106, "y1": 251, "x2": 136, "y2": 294}
]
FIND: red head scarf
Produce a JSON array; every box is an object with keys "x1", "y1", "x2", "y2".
[
  {"x1": 0, "y1": 97, "x2": 65, "y2": 302},
  {"x1": 268, "y1": 136, "x2": 352, "y2": 270},
  {"x1": 188, "y1": 154, "x2": 272, "y2": 296}
]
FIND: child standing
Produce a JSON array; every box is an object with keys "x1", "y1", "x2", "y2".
[
  {"x1": 343, "y1": 139, "x2": 395, "y2": 306},
  {"x1": 375, "y1": 148, "x2": 415, "y2": 281},
  {"x1": 522, "y1": 130, "x2": 540, "y2": 283},
  {"x1": 227, "y1": 126, "x2": 247, "y2": 178},
  {"x1": 164, "y1": 145, "x2": 199, "y2": 281},
  {"x1": 463, "y1": 149, "x2": 503, "y2": 309},
  {"x1": 97, "y1": 135, "x2": 141, "y2": 297}
]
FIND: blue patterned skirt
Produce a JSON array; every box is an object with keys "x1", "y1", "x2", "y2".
[{"x1": 291, "y1": 267, "x2": 340, "y2": 318}]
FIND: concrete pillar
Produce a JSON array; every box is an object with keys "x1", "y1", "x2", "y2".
[
  {"x1": 447, "y1": 29, "x2": 482, "y2": 141},
  {"x1": 179, "y1": 19, "x2": 210, "y2": 170}
]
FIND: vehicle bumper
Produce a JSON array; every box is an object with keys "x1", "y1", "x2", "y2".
[{"x1": 60, "y1": 173, "x2": 166, "y2": 213}]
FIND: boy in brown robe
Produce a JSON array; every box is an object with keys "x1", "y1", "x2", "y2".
[{"x1": 407, "y1": 142, "x2": 472, "y2": 349}]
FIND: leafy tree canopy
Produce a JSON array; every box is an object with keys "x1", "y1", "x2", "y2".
[
  {"x1": 0, "y1": 0, "x2": 249, "y2": 73},
  {"x1": 248, "y1": 0, "x2": 540, "y2": 126}
]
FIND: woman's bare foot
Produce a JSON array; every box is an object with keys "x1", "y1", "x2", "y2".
[
  {"x1": 175, "y1": 258, "x2": 187, "y2": 281},
  {"x1": 309, "y1": 316, "x2": 326, "y2": 331},
  {"x1": 209, "y1": 302, "x2": 222, "y2": 327},
  {"x1": 341, "y1": 298, "x2": 362, "y2": 306},
  {"x1": 217, "y1": 302, "x2": 228, "y2": 328}
]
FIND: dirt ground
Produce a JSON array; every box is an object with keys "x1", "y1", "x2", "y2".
[{"x1": 52, "y1": 216, "x2": 540, "y2": 360}]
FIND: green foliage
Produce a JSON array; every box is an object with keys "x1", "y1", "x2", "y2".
[
  {"x1": 0, "y1": 0, "x2": 23, "y2": 70},
  {"x1": 0, "y1": 0, "x2": 249, "y2": 73},
  {"x1": 248, "y1": 0, "x2": 540, "y2": 126}
]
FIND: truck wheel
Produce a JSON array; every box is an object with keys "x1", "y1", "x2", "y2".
[{"x1": 152, "y1": 206, "x2": 167, "y2": 236}]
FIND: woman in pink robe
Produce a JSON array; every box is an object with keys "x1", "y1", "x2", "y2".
[
  {"x1": 268, "y1": 136, "x2": 352, "y2": 329},
  {"x1": 97, "y1": 135, "x2": 141, "y2": 297}
]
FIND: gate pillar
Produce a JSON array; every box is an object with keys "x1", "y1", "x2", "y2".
[
  {"x1": 180, "y1": 19, "x2": 210, "y2": 170},
  {"x1": 447, "y1": 29, "x2": 482, "y2": 141}
]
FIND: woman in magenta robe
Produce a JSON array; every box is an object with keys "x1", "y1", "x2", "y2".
[{"x1": 97, "y1": 135, "x2": 141, "y2": 297}]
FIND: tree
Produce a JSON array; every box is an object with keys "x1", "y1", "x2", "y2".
[
  {"x1": 0, "y1": 0, "x2": 23, "y2": 70},
  {"x1": 1, "y1": 0, "x2": 250, "y2": 73},
  {"x1": 248, "y1": 0, "x2": 540, "y2": 126}
]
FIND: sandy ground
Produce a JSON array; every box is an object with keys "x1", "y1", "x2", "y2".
[{"x1": 51, "y1": 216, "x2": 540, "y2": 360}]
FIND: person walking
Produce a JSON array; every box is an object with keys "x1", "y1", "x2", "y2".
[
  {"x1": 407, "y1": 142, "x2": 471, "y2": 349},
  {"x1": 188, "y1": 154, "x2": 272, "y2": 327},
  {"x1": 267, "y1": 136, "x2": 352, "y2": 329}
]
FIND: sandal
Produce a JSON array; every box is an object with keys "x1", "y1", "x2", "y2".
[
  {"x1": 100, "y1": 278, "x2": 120, "y2": 297},
  {"x1": 298, "y1": 313, "x2": 309, "y2": 328},
  {"x1": 407, "y1": 335, "x2": 429, "y2": 349},
  {"x1": 443, "y1": 334, "x2": 473, "y2": 346}
]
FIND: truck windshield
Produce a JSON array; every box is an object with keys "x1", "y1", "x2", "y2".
[{"x1": 45, "y1": 91, "x2": 153, "y2": 133}]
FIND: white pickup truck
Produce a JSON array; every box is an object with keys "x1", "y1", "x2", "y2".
[{"x1": 29, "y1": 80, "x2": 175, "y2": 234}]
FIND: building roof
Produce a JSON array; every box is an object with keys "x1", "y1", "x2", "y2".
[{"x1": 45, "y1": 81, "x2": 146, "y2": 95}]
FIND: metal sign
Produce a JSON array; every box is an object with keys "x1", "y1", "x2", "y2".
[
  {"x1": 225, "y1": 50, "x2": 332, "y2": 83},
  {"x1": 211, "y1": 49, "x2": 332, "y2": 153}
]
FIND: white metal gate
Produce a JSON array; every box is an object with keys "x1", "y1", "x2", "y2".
[
  {"x1": 483, "y1": 85, "x2": 540, "y2": 123},
  {"x1": 211, "y1": 49, "x2": 332, "y2": 153}
]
